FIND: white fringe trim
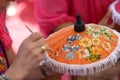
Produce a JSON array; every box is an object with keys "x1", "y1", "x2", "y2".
[
  {"x1": 44, "y1": 28, "x2": 120, "y2": 76},
  {"x1": 109, "y1": 0, "x2": 120, "y2": 25}
]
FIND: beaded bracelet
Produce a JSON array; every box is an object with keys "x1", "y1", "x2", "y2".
[{"x1": 0, "y1": 74, "x2": 10, "y2": 80}]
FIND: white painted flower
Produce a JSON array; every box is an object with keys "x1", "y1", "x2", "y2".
[
  {"x1": 79, "y1": 37, "x2": 92, "y2": 47},
  {"x1": 102, "y1": 42, "x2": 111, "y2": 51},
  {"x1": 92, "y1": 38, "x2": 100, "y2": 46}
]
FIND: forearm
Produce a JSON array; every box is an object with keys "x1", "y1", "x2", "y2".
[
  {"x1": 111, "y1": 23, "x2": 120, "y2": 32},
  {"x1": 6, "y1": 47, "x2": 15, "y2": 65},
  {"x1": 24, "y1": 65, "x2": 61, "y2": 80},
  {"x1": 5, "y1": 66, "x2": 27, "y2": 80},
  {"x1": 23, "y1": 67, "x2": 44, "y2": 80},
  {"x1": 53, "y1": 22, "x2": 73, "y2": 32}
]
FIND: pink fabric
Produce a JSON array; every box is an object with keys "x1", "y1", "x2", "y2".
[
  {"x1": 116, "y1": 1, "x2": 120, "y2": 13},
  {"x1": 0, "y1": 9, "x2": 12, "y2": 50},
  {"x1": 34, "y1": 0, "x2": 114, "y2": 38},
  {"x1": 61, "y1": 73, "x2": 70, "y2": 80}
]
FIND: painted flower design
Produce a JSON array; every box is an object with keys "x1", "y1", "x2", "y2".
[
  {"x1": 92, "y1": 38, "x2": 100, "y2": 46},
  {"x1": 89, "y1": 45, "x2": 101, "y2": 55},
  {"x1": 77, "y1": 48, "x2": 88, "y2": 59},
  {"x1": 61, "y1": 24, "x2": 114, "y2": 62},
  {"x1": 101, "y1": 28, "x2": 114, "y2": 42},
  {"x1": 102, "y1": 42, "x2": 111, "y2": 51},
  {"x1": 79, "y1": 37, "x2": 92, "y2": 47},
  {"x1": 86, "y1": 25, "x2": 102, "y2": 38}
]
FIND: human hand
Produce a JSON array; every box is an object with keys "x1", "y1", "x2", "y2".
[{"x1": 5, "y1": 32, "x2": 47, "y2": 80}]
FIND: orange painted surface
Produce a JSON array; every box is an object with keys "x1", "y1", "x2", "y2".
[{"x1": 46, "y1": 24, "x2": 118, "y2": 64}]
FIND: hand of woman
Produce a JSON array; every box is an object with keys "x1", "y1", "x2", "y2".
[{"x1": 5, "y1": 32, "x2": 47, "y2": 80}]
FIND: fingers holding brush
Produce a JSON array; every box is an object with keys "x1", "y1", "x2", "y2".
[{"x1": 25, "y1": 25, "x2": 53, "y2": 53}]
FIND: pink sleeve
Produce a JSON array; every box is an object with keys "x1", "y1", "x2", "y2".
[
  {"x1": 0, "y1": 10, "x2": 12, "y2": 50},
  {"x1": 34, "y1": 0, "x2": 74, "y2": 38}
]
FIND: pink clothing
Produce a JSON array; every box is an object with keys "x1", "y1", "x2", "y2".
[
  {"x1": 35, "y1": 0, "x2": 114, "y2": 38},
  {"x1": 0, "y1": 9, "x2": 12, "y2": 74},
  {"x1": 0, "y1": 9, "x2": 12, "y2": 50}
]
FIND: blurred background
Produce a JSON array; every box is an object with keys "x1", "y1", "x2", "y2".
[
  {"x1": 6, "y1": 0, "x2": 39, "y2": 53},
  {"x1": 6, "y1": 1, "x2": 120, "y2": 80}
]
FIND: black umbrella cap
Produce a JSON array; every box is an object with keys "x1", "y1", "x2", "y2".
[{"x1": 74, "y1": 14, "x2": 85, "y2": 32}]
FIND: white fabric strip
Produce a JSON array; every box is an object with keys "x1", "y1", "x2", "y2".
[{"x1": 110, "y1": 0, "x2": 120, "y2": 25}]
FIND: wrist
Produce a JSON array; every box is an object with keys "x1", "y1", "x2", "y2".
[
  {"x1": 5, "y1": 66, "x2": 28, "y2": 80},
  {"x1": 5, "y1": 70, "x2": 22, "y2": 80},
  {"x1": 0, "y1": 74, "x2": 10, "y2": 80},
  {"x1": 53, "y1": 22, "x2": 73, "y2": 32}
]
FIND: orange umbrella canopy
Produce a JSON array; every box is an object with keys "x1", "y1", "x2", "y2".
[
  {"x1": 45, "y1": 15, "x2": 120, "y2": 76},
  {"x1": 46, "y1": 24, "x2": 118, "y2": 64}
]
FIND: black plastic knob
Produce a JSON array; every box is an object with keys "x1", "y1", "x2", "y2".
[{"x1": 74, "y1": 14, "x2": 85, "y2": 32}]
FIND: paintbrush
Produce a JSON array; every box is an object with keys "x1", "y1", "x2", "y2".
[
  {"x1": 25, "y1": 25, "x2": 33, "y2": 33},
  {"x1": 25, "y1": 25, "x2": 53, "y2": 53}
]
